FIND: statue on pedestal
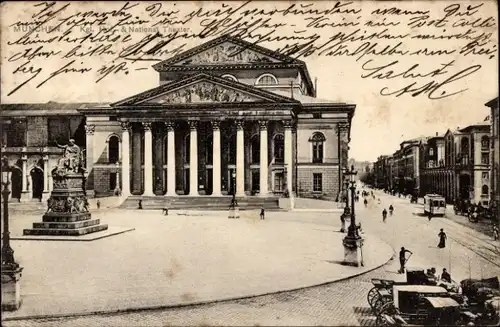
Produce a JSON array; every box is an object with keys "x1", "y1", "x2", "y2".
[{"x1": 53, "y1": 139, "x2": 85, "y2": 176}]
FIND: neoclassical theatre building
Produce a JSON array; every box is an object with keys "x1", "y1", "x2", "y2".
[{"x1": 1, "y1": 35, "x2": 355, "y2": 203}]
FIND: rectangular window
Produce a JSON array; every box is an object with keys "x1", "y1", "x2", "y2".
[
  {"x1": 109, "y1": 173, "x2": 117, "y2": 191},
  {"x1": 48, "y1": 117, "x2": 70, "y2": 145},
  {"x1": 6, "y1": 119, "x2": 26, "y2": 147},
  {"x1": 313, "y1": 173, "x2": 322, "y2": 192},
  {"x1": 274, "y1": 172, "x2": 283, "y2": 192},
  {"x1": 481, "y1": 153, "x2": 489, "y2": 165}
]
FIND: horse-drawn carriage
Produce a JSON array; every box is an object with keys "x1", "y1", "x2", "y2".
[
  {"x1": 367, "y1": 268, "x2": 460, "y2": 313},
  {"x1": 375, "y1": 285, "x2": 466, "y2": 326},
  {"x1": 369, "y1": 275, "x2": 500, "y2": 326}
]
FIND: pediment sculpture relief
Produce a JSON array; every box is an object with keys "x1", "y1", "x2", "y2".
[
  {"x1": 149, "y1": 82, "x2": 260, "y2": 104},
  {"x1": 179, "y1": 43, "x2": 277, "y2": 65}
]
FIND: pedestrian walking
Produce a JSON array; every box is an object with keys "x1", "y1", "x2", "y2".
[
  {"x1": 138, "y1": 200, "x2": 143, "y2": 210},
  {"x1": 364, "y1": 198, "x2": 368, "y2": 208},
  {"x1": 389, "y1": 205, "x2": 394, "y2": 216},
  {"x1": 398, "y1": 247, "x2": 412, "y2": 274},
  {"x1": 438, "y1": 228, "x2": 447, "y2": 248},
  {"x1": 428, "y1": 210, "x2": 433, "y2": 222},
  {"x1": 260, "y1": 206, "x2": 265, "y2": 220},
  {"x1": 96, "y1": 200, "x2": 101, "y2": 209},
  {"x1": 493, "y1": 225, "x2": 499, "y2": 241},
  {"x1": 382, "y1": 208, "x2": 387, "y2": 222}
]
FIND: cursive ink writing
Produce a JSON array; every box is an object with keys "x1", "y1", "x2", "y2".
[
  {"x1": 3, "y1": 0, "x2": 497, "y2": 100},
  {"x1": 376, "y1": 64, "x2": 482, "y2": 99}
]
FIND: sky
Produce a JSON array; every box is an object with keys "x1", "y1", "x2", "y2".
[{"x1": 1, "y1": 1, "x2": 498, "y2": 162}]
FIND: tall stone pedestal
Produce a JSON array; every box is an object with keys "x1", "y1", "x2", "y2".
[
  {"x1": 228, "y1": 203, "x2": 240, "y2": 219},
  {"x1": 342, "y1": 237, "x2": 364, "y2": 267},
  {"x1": 23, "y1": 172, "x2": 108, "y2": 236},
  {"x1": 1, "y1": 267, "x2": 23, "y2": 311}
]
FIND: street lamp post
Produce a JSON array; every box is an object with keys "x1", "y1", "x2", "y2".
[
  {"x1": 343, "y1": 177, "x2": 350, "y2": 213},
  {"x1": 342, "y1": 165, "x2": 364, "y2": 267},
  {"x1": 228, "y1": 170, "x2": 239, "y2": 219},
  {"x1": 1, "y1": 156, "x2": 24, "y2": 311}
]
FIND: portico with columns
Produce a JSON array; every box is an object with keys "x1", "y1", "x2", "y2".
[{"x1": 78, "y1": 34, "x2": 355, "y2": 202}]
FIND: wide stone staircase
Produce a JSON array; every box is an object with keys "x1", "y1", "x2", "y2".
[{"x1": 119, "y1": 195, "x2": 281, "y2": 211}]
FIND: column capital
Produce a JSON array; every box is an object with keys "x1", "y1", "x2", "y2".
[
  {"x1": 21, "y1": 154, "x2": 28, "y2": 161},
  {"x1": 42, "y1": 154, "x2": 49, "y2": 161},
  {"x1": 142, "y1": 122, "x2": 152, "y2": 131},
  {"x1": 282, "y1": 120, "x2": 293, "y2": 129},
  {"x1": 259, "y1": 120, "x2": 268, "y2": 130},
  {"x1": 188, "y1": 120, "x2": 198, "y2": 130},
  {"x1": 85, "y1": 124, "x2": 95, "y2": 135},
  {"x1": 165, "y1": 121, "x2": 175, "y2": 132},
  {"x1": 120, "y1": 122, "x2": 130, "y2": 131},
  {"x1": 336, "y1": 122, "x2": 350, "y2": 133},
  {"x1": 235, "y1": 120, "x2": 245, "y2": 130},
  {"x1": 211, "y1": 121, "x2": 221, "y2": 130}
]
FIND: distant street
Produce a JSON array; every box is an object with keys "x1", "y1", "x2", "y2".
[{"x1": 3, "y1": 189, "x2": 499, "y2": 326}]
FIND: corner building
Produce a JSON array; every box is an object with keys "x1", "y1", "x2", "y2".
[{"x1": 2, "y1": 35, "x2": 355, "y2": 202}]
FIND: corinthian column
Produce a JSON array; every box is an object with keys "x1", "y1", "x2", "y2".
[
  {"x1": 189, "y1": 121, "x2": 199, "y2": 196},
  {"x1": 121, "y1": 122, "x2": 131, "y2": 197},
  {"x1": 212, "y1": 121, "x2": 222, "y2": 196},
  {"x1": 143, "y1": 122, "x2": 154, "y2": 196},
  {"x1": 165, "y1": 121, "x2": 177, "y2": 196},
  {"x1": 236, "y1": 120, "x2": 245, "y2": 196},
  {"x1": 259, "y1": 121, "x2": 269, "y2": 196}
]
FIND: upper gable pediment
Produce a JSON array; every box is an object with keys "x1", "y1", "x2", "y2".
[
  {"x1": 175, "y1": 41, "x2": 280, "y2": 66},
  {"x1": 152, "y1": 35, "x2": 300, "y2": 71},
  {"x1": 112, "y1": 73, "x2": 298, "y2": 107},
  {"x1": 144, "y1": 81, "x2": 267, "y2": 104}
]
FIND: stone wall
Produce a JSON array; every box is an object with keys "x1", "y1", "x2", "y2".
[{"x1": 297, "y1": 166, "x2": 339, "y2": 198}]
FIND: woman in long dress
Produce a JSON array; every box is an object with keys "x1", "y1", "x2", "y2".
[{"x1": 438, "y1": 228, "x2": 447, "y2": 248}]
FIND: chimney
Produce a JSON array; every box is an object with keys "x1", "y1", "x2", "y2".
[{"x1": 314, "y1": 77, "x2": 318, "y2": 97}]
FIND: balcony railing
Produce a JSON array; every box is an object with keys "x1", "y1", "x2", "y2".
[{"x1": 456, "y1": 153, "x2": 470, "y2": 167}]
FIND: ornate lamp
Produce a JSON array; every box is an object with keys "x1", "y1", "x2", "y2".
[
  {"x1": 1, "y1": 156, "x2": 23, "y2": 311},
  {"x1": 342, "y1": 165, "x2": 364, "y2": 267}
]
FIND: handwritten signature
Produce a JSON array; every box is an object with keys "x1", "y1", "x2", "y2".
[{"x1": 361, "y1": 59, "x2": 482, "y2": 99}]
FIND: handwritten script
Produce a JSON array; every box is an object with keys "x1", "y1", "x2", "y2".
[{"x1": 3, "y1": 1, "x2": 498, "y2": 99}]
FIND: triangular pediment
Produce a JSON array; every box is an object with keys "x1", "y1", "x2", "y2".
[
  {"x1": 112, "y1": 73, "x2": 298, "y2": 106},
  {"x1": 145, "y1": 80, "x2": 268, "y2": 104},
  {"x1": 153, "y1": 35, "x2": 299, "y2": 70}
]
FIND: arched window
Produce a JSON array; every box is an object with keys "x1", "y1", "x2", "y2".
[
  {"x1": 310, "y1": 132, "x2": 325, "y2": 163},
  {"x1": 255, "y1": 73, "x2": 278, "y2": 85},
  {"x1": 429, "y1": 148, "x2": 434, "y2": 156},
  {"x1": 274, "y1": 134, "x2": 284, "y2": 163},
  {"x1": 108, "y1": 135, "x2": 120, "y2": 163},
  {"x1": 460, "y1": 137, "x2": 469, "y2": 154},
  {"x1": 482, "y1": 184, "x2": 489, "y2": 195},
  {"x1": 481, "y1": 135, "x2": 490, "y2": 150},
  {"x1": 221, "y1": 74, "x2": 238, "y2": 82},
  {"x1": 250, "y1": 135, "x2": 260, "y2": 164}
]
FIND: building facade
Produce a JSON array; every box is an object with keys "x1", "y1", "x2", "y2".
[
  {"x1": 1, "y1": 35, "x2": 355, "y2": 201},
  {"x1": 486, "y1": 97, "x2": 499, "y2": 209},
  {"x1": 454, "y1": 122, "x2": 491, "y2": 206},
  {"x1": 420, "y1": 134, "x2": 449, "y2": 200}
]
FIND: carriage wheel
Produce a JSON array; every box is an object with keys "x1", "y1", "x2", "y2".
[{"x1": 367, "y1": 287, "x2": 379, "y2": 308}]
